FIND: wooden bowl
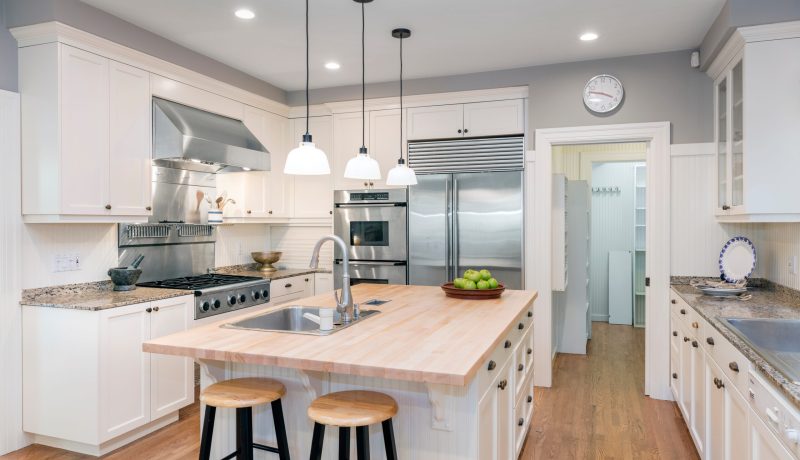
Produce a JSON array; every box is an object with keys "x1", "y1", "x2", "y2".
[{"x1": 440, "y1": 282, "x2": 506, "y2": 300}]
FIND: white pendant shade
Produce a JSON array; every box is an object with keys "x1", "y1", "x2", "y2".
[
  {"x1": 386, "y1": 162, "x2": 417, "y2": 185},
  {"x1": 284, "y1": 141, "x2": 331, "y2": 175},
  {"x1": 344, "y1": 153, "x2": 381, "y2": 180}
]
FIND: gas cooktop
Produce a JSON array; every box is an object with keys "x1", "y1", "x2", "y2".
[{"x1": 138, "y1": 274, "x2": 271, "y2": 320}]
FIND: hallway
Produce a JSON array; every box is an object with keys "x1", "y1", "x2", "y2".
[{"x1": 522, "y1": 322, "x2": 699, "y2": 459}]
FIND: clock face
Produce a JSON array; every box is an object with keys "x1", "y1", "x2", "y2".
[{"x1": 583, "y1": 75, "x2": 624, "y2": 114}]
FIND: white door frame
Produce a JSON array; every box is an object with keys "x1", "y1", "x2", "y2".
[{"x1": 530, "y1": 122, "x2": 672, "y2": 400}]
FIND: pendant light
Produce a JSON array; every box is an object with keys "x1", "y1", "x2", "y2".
[
  {"x1": 343, "y1": 0, "x2": 381, "y2": 182},
  {"x1": 284, "y1": 0, "x2": 331, "y2": 175},
  {"x1": 386, "y1": 28, "x2": 418, "y2": 186}
]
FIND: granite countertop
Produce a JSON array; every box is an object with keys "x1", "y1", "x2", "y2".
[
  {"x1": 20, "y1": 281, "x2": 192, "y2": 311},
  {"x1": 214, "y1": 263, "x2": 332, "y2": 280},
  {"x1": 671, "y1": 278, "x2": 800, "y2": 409}
]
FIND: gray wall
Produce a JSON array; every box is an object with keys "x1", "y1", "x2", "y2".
[
  {"x1": 700, "y1": 0, "x2": 800, "y2": 68},
  {"x1": 288, "y1": 50, "x2": 713, "y2": 144},
  {"x1": 0, "y1": 1, "x2": 18, "y2": 92},
  {"x1": 1, "y1": 0, "x2": 287, "y2": 103}
]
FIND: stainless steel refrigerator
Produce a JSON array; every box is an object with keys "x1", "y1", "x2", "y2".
[{"x1": 407, "y1": 137, "x2": 524, "y2": 289}]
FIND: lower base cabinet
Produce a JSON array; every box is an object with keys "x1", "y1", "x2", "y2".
[{"x1": 22, "y1": 295, "x2": 195, "y2": 455}]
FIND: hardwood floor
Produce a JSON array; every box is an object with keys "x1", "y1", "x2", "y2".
[
  {"x1": 521, "y1": 322, "x2": 698, "y2": 460},
  {"x1": 6, "y1": 323, "x2": 696, "y2": 459}
]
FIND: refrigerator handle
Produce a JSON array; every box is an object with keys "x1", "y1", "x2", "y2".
[
  {"x1": 452, "y1": 176, "x2": 459, "y2": 278},
  {"x1": 445, "y1": 177, "x2": 452, "y2": 282}
]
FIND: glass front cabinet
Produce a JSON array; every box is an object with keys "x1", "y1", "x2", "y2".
[{"x1": 714, "y1": 52, "x2": 744, "y2": 216}]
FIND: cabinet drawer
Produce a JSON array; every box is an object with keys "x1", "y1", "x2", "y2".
[
  {"x1": 270, "y1": 276, "x2": 305, "y2": 298},
  {"x1": 704, "y1": 324, "x2": 750, "y2": 397},
  {"x1": 478, "y1": 309, "x2": 529, "y2": 399},
  {"x1": 670, "y1": 291, "x2": 691, "y2": 325}
]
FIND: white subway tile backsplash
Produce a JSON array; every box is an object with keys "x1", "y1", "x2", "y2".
[
  {"x1": 270, "y1": 226, "x2": 333, "y2": 269},
  {"x1": 215, "y1": 224, "x2": 270, "y2": 267}
]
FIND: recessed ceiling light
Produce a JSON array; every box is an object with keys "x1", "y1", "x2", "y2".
[
  {"x1": 234, "y1": 8, "x2": 255, "y2": 20},
  {"x1": 580, "y1": 32, "x2": 599, "y2": 41},
  {"x1": 325, "y1": 62, "x2": 341, "y2": 70}
]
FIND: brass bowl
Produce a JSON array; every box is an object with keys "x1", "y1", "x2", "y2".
[{"x1": 251, "y1": 251, "x2": 282, "y2": 272}]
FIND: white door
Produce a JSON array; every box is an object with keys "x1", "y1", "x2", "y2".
[
  {"x1": 60, "y1": 44, "x2": 110, "y2": 215},
  {"x1": 149, "y1": 296, "x2": 194, "y2": 420},
  {"x1": 369, "y1": 109, "x2": 407, "y2": 189},
  {"x1": 109, "y1": 61, "x2": 151, "y2": 216},
  {"x1": 99, "y1": 303, "x2": 151, "y2": 441},
  {"x1": 406, "y1": 104, "x2": 464, "y2": 140},
  {"x1": 292, "y1": 116, "x2": 334, "y2": 217},
  {"x1": 751, "y1": 414, "x2": 793, "y2": 460},
  {"x1": 333, "y1": 112, "x2": 372, "y2": 191},
  {"x1": 463, "y1": 100, "x2": 525, "y2": 137}
]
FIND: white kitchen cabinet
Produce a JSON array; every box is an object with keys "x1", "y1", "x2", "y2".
[
  {"x1": 705, "y1": 359, "x2": 750, "y2": 460},
  {"x1": 19, "y1": 43, "x2": 153, "y2": 222},
  {"x1": 292, "y1": 116, "x2": 334, "y2": 217},
  {"x1": 751, "y1": 414, "x2": 794, "y2": 460},
  {"x1": 477, "y1": 356, "x2": 513, "y2": 460},
  {"x1": 314, "y1": 272, "x2": 334, "y2": 295},
  {"x1": 333, "y1": 112, "x2": 373, "y2": 191},
  {"x1": 407, "y1": 100, "x2": 524, "y2": 141},
  {"x1": 301, "y1": 274, "x2": 315, "y2": 298},
  {"x1": 710, "y1": 26, "x2": 800, "y2": 221},
  {"x1": 369, "y1": 109, "x2": 407, "y2": 189},
  {"x1": 22, "y1": 295, "x2": 194, "y2": 455}
]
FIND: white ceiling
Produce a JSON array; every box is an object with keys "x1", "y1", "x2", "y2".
[{"x1": 82, "y1": 0, "x2": 725, "y2": 91}]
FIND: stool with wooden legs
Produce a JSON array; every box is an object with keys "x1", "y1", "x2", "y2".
[
  {"x1": 199, "y1": 377, "x2": 291, "y2": 460},
  {"x1": 307, "y1": 390, "x2": 398, "y2": 460}
]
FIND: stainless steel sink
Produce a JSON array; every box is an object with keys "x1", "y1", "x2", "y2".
[
  {"x1": 222, "y1": 306, "x2": 380, "y2": 336},
  {"x1": 722, "y1": 318, "x2": 800, "y2": 384}
]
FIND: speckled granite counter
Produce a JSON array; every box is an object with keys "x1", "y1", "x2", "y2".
[
  {"x1": 214, "y1": 263, "x2": 331, "y2": 280},
  {"x1": 671, "y1": 279, "x2": 800, "y2": 409},
  {"x1": 20, "y1": 281, "x2": 192, "y2": 311}
]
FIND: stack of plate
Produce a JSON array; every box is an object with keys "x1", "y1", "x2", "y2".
[
  {"x1": 695, "y1": 285, "x2": 748, "y2": 297},
  {"x1": 691, "y1": 236, "x2": 756, "y2": 298}
]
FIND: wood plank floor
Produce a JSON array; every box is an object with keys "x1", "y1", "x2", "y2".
[
  {"x1": 520, "y1": 322, "x2": 699, "y2": 460},
  {"x1": 5, "y1": 322, "x2": 697, "y2": 459}
]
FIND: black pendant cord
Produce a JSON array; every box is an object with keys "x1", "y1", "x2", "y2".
[
  {"x1": 399, "y1": 34, "x2": 404, "y2": 164},
  {"x1": 305, "y1": 0, "x2": 310, "y2": 138},
  {"x1": 360, "y1": 1, "x2": 366, "y2": 152}
]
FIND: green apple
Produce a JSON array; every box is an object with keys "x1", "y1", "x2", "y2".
[
  {"x1": 479, "y1": 269, "x2": 492, "y2": 280},
  {"x1": 464, "y1": 270, "x2": 482, "y2": 283},
  {"x1": 453, "y1": 278, "x2": 466, "y2": 289},
  {"x1": 463, "y1": 280, "x2": 477, "y2": 290},
  {"x1": 477, "y1": 279, "x2": 490, "y2": 290},
  {"x1": 488, "y1": 278, "x2": 499, "y2": 289}
]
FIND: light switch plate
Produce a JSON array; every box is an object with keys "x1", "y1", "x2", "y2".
[
  {"x1": 53, "y1": 253, "x2": 81, "y2": 272},
  {"x1": 789, "y1": 255, "x2": 798, "y2": 276}
]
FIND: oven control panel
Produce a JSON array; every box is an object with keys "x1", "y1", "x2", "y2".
[{"x1": 195, "y1": 281, "x2": 270, "y2": 320}]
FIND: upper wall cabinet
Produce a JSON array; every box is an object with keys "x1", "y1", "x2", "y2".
[
  {"x1": 19, "y1": 43, "x2": 152, "y2": 223},
  {"x1": 407, "y1": 99, "x2": 525, "y2": 141},
  {"x1": 710, "y1": 24, "x2": 800, "y2": 221}
]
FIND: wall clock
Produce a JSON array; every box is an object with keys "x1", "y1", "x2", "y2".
[{"x1": 583, "y1": 74, "x2": 624, "y2": 114}]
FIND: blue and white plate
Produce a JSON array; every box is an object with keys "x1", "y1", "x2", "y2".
[{"x1": 719, "y1": 236, "x2": 756, "y2": 283}]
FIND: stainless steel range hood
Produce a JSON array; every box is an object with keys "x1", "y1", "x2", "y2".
[{"x1": 152, "y1": 97, "x2": 270, "y2": 173}]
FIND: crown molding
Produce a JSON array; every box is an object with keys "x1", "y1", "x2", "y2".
[
  {"x1": 707, "y1": 21, "x2": 800, "y2": 79},
  {"x1": 321, "y1": 86, "x2": 529, "y2": 114},
  {"x1": 10, "y1": 21, "x2": 290, "y2": 117}
]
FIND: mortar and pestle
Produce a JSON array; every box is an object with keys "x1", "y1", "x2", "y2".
[{"x1": 108, "y1": 254, "x2": 145, "y2": 291}]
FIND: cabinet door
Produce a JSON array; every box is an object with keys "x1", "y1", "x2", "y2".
[
  {"x1": 333, "y1": 112, "x2": 372, "y2": 191},
  {"x1": 715, "y1": 72, "x2": 730, "y2": 214},
  {"x1": 689, "y1": 338, "x2": 705, "y2": 457},
  {"x1": 670, "y1": 322, "x2": 680, "y2": 400},
  {"x1": 706, "y1": 359, "x2": 725, "y2": 460},
  {"x1": 463, "y1": 100, "x2": 525, "y2": 137},
  {"x1": 60, "y1": 45, "x2": 110, "y2": 215},
  {"x1": 706, "y1": 360, "x2": 750, "y2": 460},
  {"x1": 496, "y1": 359, "x2": 514, "y2": 460},
  {"x1": 109, "y1": 61, "x2": 151, "y2": 216},
  {"x1": 99, "y1": 303, "x2": 151, "y2": 441},
  {"x1": 301, "y1": 274, "x2": 315, "y2": 298},
  {"x1": 241, "y1": 106, "x2": 288, "y2": 218},
  {"x1": 751, "y1": 413, "x2": 793, "y2": 460},
  {"x1": 407, "y1": 104, "x2": 463, "y2": 140},
  {"x1": 369, "y1": 109, "x2": 407, "y2": 189},
  {"x1": 725, "y1": 379, "x2": 750, "y2": 460},
  {"x1": 679, "y1": 330, "x2": 692, "y2": 419},
  {"x1": 292, "y1": 116, "x2": 334, "y2": 217},
  {"x1": 149, "y1": 296, "x2": 194, "y2": 420},
  {"x1": 730, "y1": 59, "x2": 744, "y2": 209},
  {"x1": 477, "y1": 384, "x2": 497, "y2": 460}
]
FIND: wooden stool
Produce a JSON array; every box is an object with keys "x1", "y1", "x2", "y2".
[
  {"x1": 307, "y1": 390, "x2": 398, "y2": 460},
  {"x1": 199, "y1": 377, "x2": 290, "y2": 460}
]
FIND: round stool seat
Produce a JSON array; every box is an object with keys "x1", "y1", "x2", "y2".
[
  {"x1": 200, "y1": 377, "x2": 286, "y2": 409},
  {"x1": 308, "y1": 390, "x2": 398, "y2": 427}
]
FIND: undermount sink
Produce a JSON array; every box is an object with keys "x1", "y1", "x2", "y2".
[
  {"x1": 721, "y1": 317, "x2": 800, "y2": 384},
  {"x1": 222, "y1": 306, "x2": 380, "y2": 336}
]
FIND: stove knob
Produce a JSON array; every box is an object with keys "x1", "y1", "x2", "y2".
[
  {"x1": 211, "y1": 299, "x2": 221, "y2": 310},
  {"x1": 261, "y1": 289, "x2": 269, "y2": 299},
  {"x1": 200, "y1": 301, "x2": 211, "y2": 312},
  {"x1": 227, "y1": 295, "x2": 237, "y2": 306},
  {"x1": 239, "y1": 294, "x2": 247, "y2": 304},
  {"x1": 252, "y1": 290, "x2": 261, "y2": 300}
]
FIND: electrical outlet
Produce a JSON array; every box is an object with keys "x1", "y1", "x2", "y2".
[
  {"x1": 53, "y1": 253, "x2": 81, "y2": 272},
  {"x1": 790, "y1": 255, "x2": 798, "y2": 276}
]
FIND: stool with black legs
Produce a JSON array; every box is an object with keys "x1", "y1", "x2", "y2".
[
  {"x1": 199, "y1": 377, "x2": 291, "y2": 460},
  {"x1": 307, "y1": 390, "x2": 398, "y2": 460}
]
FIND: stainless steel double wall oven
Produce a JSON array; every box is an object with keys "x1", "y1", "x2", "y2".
[{"x1": 333, "y1": 189, "x2": 408, "y2": 288}]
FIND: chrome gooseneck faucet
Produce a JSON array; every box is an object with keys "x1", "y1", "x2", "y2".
[{"x1": 310, "y1": 235, "x2": 355, "y2": 323}]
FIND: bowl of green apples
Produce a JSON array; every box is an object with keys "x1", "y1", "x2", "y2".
[{"x1": 441, "y1": 269, "x2": 505, "y2": 300}]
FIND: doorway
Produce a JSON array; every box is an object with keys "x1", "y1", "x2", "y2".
[{"x1": 530, "y1": 122, "x2": 671, "y2": 400}]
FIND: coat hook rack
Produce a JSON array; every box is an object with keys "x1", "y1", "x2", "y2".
[{"x1": 591, "y1": 186, "x2": 621, "y2": 193}]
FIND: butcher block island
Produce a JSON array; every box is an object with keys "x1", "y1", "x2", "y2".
[{"x1": 144, "y1": 284, "x2": 537, "y2": 459}]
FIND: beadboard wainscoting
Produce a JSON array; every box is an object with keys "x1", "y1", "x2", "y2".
[
  {"x1": 749, "y1": 223, "x2": 800, "y2": 290},
  {"x1": 269, "y1": 226, "x2": 334, "y2": 269},
  {"x1": 0, "y1": 90, "x2": 28, "y2": 455},
  {"x1": 215, "y1": 224, "x2": 271, "y2": 267}
]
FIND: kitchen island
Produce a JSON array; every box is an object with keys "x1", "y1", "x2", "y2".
[{"x1": 144, "y1": 284, "x2": 537, "y2": 459}]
